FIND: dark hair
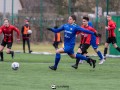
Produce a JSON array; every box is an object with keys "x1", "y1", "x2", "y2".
[
  {"x1": 70, "y1": 15, "x2": 76, "y2": 21},
  {"x1": 83, "y1": 16, "x2": 89, "y2": 21}
]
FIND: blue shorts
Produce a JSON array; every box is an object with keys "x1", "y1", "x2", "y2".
[
  {"x1": 90, "y1": 36, "x2": 98, "y2": 49},
  {"x1": 91, "y1": 43, "x2": 98, "y2": 49},
  {"x1": 64, "y1": 45, "x2": 74, "y2": 55}
]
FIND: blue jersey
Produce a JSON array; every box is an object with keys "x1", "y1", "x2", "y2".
[
  {"x1": 88, "y1": 21, "x2": 93, "y2": 27},
  {"x1": 88, "y1": 21, "x2": 97, "y2": 48},
  {"x1": 51, "y1": 23, "x2": 94, "y2": 48}
]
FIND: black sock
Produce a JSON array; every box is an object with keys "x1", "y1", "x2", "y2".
[
  {"x1": 9, "y1": 51, "x2": 14, "y2": 58},
  {"x1": 116, "y1": 47, "x2": 120, "y2": 52},
  {"x1": 104, "y1": 48, "x2": 108, "y2": 56},
  {"x1": 9, "y1": 51, "x2": 14, "y2": 54},
  {"x1": 0, "y1": 52, "x2": 3, "y2": 61},
  {"x1": 86, "y1": 56, "x2": 89, "y2": 58}
]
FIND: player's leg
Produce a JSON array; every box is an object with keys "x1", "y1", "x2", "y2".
[
  {"x1": 6, "y1": 42, "x2": 14, "y2": 59},
  {"x1": 111, "y1": 37, "x2": 120, "y2": 52},
  {"x1": 27, "y1": 39, "x2": 32, "y2": 53},
  {"x1": 70, "y1": 46, "x2": 96, "y2": 69},
  {"x1": 77, "y1": 44, "x2": 84, "y2": 64},
  {"x1": 23, "y1": 39, "x2": 26, "y2": 53},
  {"x1": 0, "y1": 46, "x2": 5, "y2": 61},
  {"x1": 113, "y1": 43, "x2": 120, "y2": 51},
  {"x1": 94, "y1": 48, "x2": 105, "y2": 64},
  {"x1": 56, "y1": 42, "x2": 59, "y2": 49},
  {"x1": 70, "y1": 52, "x2": 96, "y2": 69},
  {"x1": 53, "y1": 42, "x2": 59, "y2": 50},
  {"x1": 91, "y1": 42, "x2": 105, "y2": 64},
  {"x1": 74, "y1": 44, "x2": 84, "y2": 64},
  {"x1": 77, "y1": 46, "x2": 83, "y2": 63},
  {"x1": 49, "y1": 48, "x2": 64, "y2": 71},
  {"x1": 75, "y1": 44, "x2": 90, "y2": 67},
  {"x1": 53, "y1": 41, "x2": 56, "y2": 49},
  {"x1": 103, "y1": 38, "x2": 110, "y2": 59},
  {"x1": 0, "y1": 41, "x2": 6, "y2": 61}
]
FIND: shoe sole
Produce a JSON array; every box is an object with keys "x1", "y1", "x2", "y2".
[
  {"x1": 99, "y1": 60, "x2": 105, "y2": 64},
  {"x1": 71, "y1": 65, "x2": 78, "y2": 69},
  {"x1": 49, "y1": 66, "x2": 56, "y2": 71}
]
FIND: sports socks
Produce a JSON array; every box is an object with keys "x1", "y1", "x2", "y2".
[
  {"x1": 8, "y1": 51, "x2": 14, "y2": 59},
  {"x1": 97, "y1": 51, "x2": 103, "y2": 60},
  {"x1": 104, "y1": 48, "x2": 108, "y2": 57},
  {"x1": 116, "y1": 47, "x2": 120, "y2": 52},
  {"x1": 0, "y1": 52, "x2": 3, "y2": 61},
  {"x1": 54, "y1": 53, "x2": 61, "y2": 68}
]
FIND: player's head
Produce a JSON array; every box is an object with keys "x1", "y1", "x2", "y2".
[
  {"x1": 24, "y1": 19, "x2": 29, "y2": 24},
  {"x1": 107, "y1": 14, "x2": 112, "y2": 21},
  {"x1": 68, "y1": 15, "x2": 76, "y2": 24},
  {"x1": 82, "y1": 16, "x2": 89, "y2": 26},
  {"x1": 3, "y1": 18, "x2": 10, "y2": 27}
]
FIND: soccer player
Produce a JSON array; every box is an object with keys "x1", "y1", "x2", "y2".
[
  {"x1": 53, "y1": 26, "x2": 62, "y2": 50},
  {"x1": 79, "y1": 18, "x2": 93, "y2": 64},
  {"x1": 72, "y1": 16, "x2": 104, "y2": 69},
  {"x1": 0, "y1": 18, "x2": 20, "y2": 61},
  {"x1": 47, "y1": 15, "x2": 97, "y2": 71},
  {"x1": 104, "y1": 15, "x2": 120, "y2": 59},
  {"x1": 21, "y1": 19, "x2": 32, "y2": 53}
]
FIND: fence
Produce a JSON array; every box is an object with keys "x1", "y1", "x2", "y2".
[{"x1": 1, "y1": 0, "x2": 120, "y2": 44}]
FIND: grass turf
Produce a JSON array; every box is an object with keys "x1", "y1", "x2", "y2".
[{"x1": 0, "y1": 53, "x2": 120, "y2": 90}]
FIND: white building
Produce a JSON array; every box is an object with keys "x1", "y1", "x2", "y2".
[{"x1": 0, "y1": 0, "x2": 22, "y2": 14}]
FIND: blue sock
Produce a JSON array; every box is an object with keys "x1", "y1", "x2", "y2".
[
  {"x1": 97, "y1": 51, "x2": 103, "y2": 60},
  {"x1": 76, "y1": 53, "x2": 88, "y2": 61},
  {"x1": 54, "y1": 53, "x2": 61, "y2": 68}
]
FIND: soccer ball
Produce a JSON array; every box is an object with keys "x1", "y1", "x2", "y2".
[
  {"x1": 11, "y1": 62, "x2": 19, "y2": 70},
  {"x1": 51, "y1": 84, "x2": 56, "y2": 89},
  {"x1": 27, "y1": 30, "x2": 32, "y2": 34}
]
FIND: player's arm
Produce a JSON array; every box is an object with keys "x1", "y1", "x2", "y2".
[
  {"x1": 76, "y1": 25, "x2": 94, "y2": 35},
  {"x1": 90, "y1": 27, "x2": 97, "y2": 33},
  {"x1": 107, "y1": 24, "x2": 116, "y2": 30},
  {"x1": 21, "y1": 26, "x2": 24, "y2": 35},
  {"x1": 47, "y1": 25, "x2": 64, "y2": 33},
  {"x1": 0, "y1": 27, "x2": 3, "y2": 34},
  {"x1": 90, "y1": 27, "x2": 101, "y2": 37},
  {"x1": 13, "y1": 26, "x2": 20, "y2": 40}
]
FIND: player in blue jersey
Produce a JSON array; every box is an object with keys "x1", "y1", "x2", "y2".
[{"x1": 47, "y1": 15, "x2": 97, "y2": 71}]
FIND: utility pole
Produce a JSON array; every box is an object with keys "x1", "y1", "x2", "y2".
[
  {"x1": 96, "y1": 0, "x2": 99, "y2": 30},
  {"x1": 12, "y1": 0, "x2": 14, "y2": 24},
  {"x1": 40, "y1": 0, "x2": 43, "y2": 41},
  {"x1": 3, "y1": 0, "x2": 6, "y2": 18},
  {"x1": 68, "y1": 0, "x2": 71, "y2": 16},
  {"x1": 106, "y1": 0, "x2": 109, "y2": 39}
]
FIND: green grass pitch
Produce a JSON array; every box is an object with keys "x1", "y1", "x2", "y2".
[{"x1": 0, "y1": 53, "x2": 120, "y2": 90}]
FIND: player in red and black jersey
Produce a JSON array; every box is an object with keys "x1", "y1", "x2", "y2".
[
  {"x1": 72, "y1": 16, "x2": 104, "y2": 69},
  {"x1": 0, "y1": 18, "x2": 20, "y2": 61},
  {"x1": 104, "y1": 15, "x2": 120, "y2": 59}
]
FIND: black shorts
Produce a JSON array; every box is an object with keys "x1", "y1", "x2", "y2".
[
  {"x1": 106, "y1": 37, "x2": 117, "y2": 44},
  {"x1": 1, "y1": 40, "x2": 13, "y2": 49},
  {"x1": 80, "y1": 44, "x2": 90, "y2": 54},
  {"x1": 78, "y1": 44, "x2": 83, "y2": 48}
]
